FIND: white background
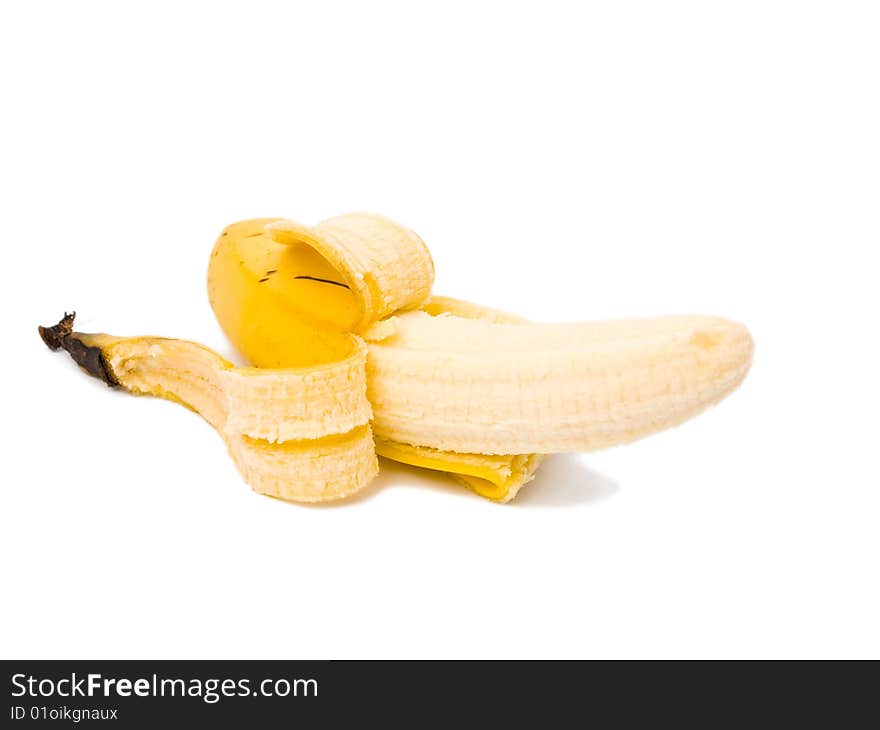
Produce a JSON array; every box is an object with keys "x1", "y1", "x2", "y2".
[{"x1": 1, "y1": 1, "x2": 878, "y2": 659}]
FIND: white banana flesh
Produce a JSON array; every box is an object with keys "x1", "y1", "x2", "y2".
[{"x1": 365, "y1": 312, "x2": 753, "y2": 455}]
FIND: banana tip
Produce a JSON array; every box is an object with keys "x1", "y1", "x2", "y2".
[
  {"x1": 38, "y1": 311, "x2": 76, "y2": 351},
  {"x1": 38, "y1": 311, "x2": 118, "y2": 387}
]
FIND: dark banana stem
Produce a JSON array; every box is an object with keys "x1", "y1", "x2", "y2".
[{"x1": 38, "y1": 312, "x2": 118, "y2": 387}]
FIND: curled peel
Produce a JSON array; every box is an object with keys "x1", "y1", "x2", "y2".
[
  {"x1": 42, "y1": 212, "x2": 754, "y2": 504},
  {"x1": 266, "y1": 213, "x2": 435, "y2": 332},
  {"x1": 41, "y1": 322, "x2": 376, "y2": 502}
]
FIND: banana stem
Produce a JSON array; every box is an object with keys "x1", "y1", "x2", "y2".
[{"x1": 38, "y1": 312, "x2": 118, "y2": 387}]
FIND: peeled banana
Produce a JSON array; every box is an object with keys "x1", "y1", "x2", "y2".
[{"x1": 40, "y1": 212, "x2": 754, "y2": 504}]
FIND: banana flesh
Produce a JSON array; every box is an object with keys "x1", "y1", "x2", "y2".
[
  {"x1": 364, "y1": 311, "x2": 753, "y2": 455},
  {"x1": 41, "y1": 213, "x2": 754, "y2": 504}
]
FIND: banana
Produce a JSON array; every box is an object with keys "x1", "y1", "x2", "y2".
[{"x1": 40, "y1": 212, "x2": 754, "y2": 504}]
